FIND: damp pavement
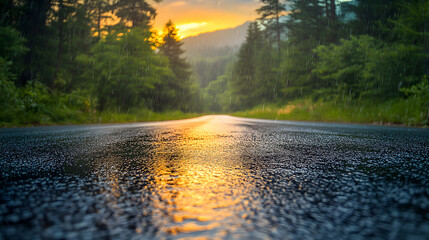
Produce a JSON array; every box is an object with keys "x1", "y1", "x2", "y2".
[{"x1": 1, "y1": 115, "x2": 428, "y2": 240}]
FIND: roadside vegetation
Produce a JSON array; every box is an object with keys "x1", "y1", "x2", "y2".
[
  {"x1": 201, "y1": 0, "x2": 429, "y2": 126},
  {"x1": 233, "y1": 97, "x2": 428, "y2": 126},
  {"x1": 0, "y1": 0, "x2": 200, "y2": 127}
]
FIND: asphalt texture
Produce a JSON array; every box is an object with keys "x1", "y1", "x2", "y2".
[{"x1": 1, "y1": 115, "x2": 428, "y2": 239}]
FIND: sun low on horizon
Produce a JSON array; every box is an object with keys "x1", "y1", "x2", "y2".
[{"x1": 153, "y1": 0, "x2": 261, "y2": 38}]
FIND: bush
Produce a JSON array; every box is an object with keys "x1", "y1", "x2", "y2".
[
  {"x1": 0, "y1": 58, "x2": 25, "y2": 124},
  {"x1": 313, "y1": 35, "x2": 423, "y2": 100}
]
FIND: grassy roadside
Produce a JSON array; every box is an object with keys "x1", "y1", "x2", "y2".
[
  {"x1": 231, "y1": 99, "x2": 429, "y2": 127},
  {"x1": 2, "y1": 99, "x2": 427, "y2": 128},
  {"x1": 97, "y1": 111, "x2": 204, "y2": 124},
  {"x1": 0, "y1": 80, "x2": 204, "y2": 128},
  {"x1": 0, "y1": 110, "x2": 204, "y2": 128}
]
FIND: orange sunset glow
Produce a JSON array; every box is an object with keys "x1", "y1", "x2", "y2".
[{"x1": 153, "y1": 0, "x2": 261, "y2": 38}]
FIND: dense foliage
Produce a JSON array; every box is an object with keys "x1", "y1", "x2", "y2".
[
  {"x1": 1, "y1": 0, "x2": 428, "y2": 126},
  {"x1": 0, "y1": 0, "x2": 195, "y2": 125},
  {"x1": 207, "y1": 0, "x2": 428, "y2": 125}
]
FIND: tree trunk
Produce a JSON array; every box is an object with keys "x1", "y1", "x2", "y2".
[
  {"x1": 325, "y1": 0, "x2": 330, "y2": 21},
  {"x1": 97, "y1": 0, "x2": 101, "y2": 40},
  {"x1": 131, "y1": 2, "x2": 136, "y2": 27},
  {"x1": 0, "y1": 0, "x2": 13, "y2": 26},
  {"x1": 425, "y1": 17, "x2": 429, "y2": 76},
  {"x1": 20, "y1": 0, "x2": 52, "y2": 85},
  {"x1": 275, "y1": 0, "x2": 280, "y2": 54},
  {"x1": 53, "y1": 0, "x2": 64, "y2": 90},
  {"x1": 330, "y1": 0, "x2": 336, "y2": 22},
  {"x1": 325, "y1": 0, "x2": 336, "y2": 23},
  {"x1": 326, "y1": 0, "x2": 337, "y2": 43}
]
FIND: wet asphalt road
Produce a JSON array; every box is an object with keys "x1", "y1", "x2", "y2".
[{"x1": 1, "y1": 115, "x2": 429, "y2": 240}]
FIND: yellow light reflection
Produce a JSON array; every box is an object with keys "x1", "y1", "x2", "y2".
[
  {"x1": 96, "y1": 116, "x2": 261, "y2": 238},
  {"x1": 149, "y1": 117, "x2": 255, "y2": 237}
]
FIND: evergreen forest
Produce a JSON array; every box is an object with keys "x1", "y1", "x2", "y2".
[{"x1": 0, "y1": 0, "x2": 428, "y2": 126}]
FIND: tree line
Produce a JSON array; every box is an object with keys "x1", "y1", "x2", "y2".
[
  {"x1": 1, "y1": 0, "x2": 428, "y2": 125},
  {"x1": 204, "y1": 0, "x2": 428, "y2": 123},
  {"x1": 0, "y1": 0, "x2": 196, "y2": 124}
]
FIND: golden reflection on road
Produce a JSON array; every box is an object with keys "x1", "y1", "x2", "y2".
[
  {"x1": 3, "y1": 116, "x2": 428, "y2": 239},
  {"x1": 148, "y1": 116, "x2": 257, "y2": 239}
]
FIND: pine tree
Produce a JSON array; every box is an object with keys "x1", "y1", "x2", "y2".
[
  {"x1": 256, "y1": 0, "x2": 286, "y2": 53},
  {"x1": 52, "y1": 0, "x2": 78, "y2": 89},
  {"x1": 50, "y1": 0, "x2": 95, "y2": 90},
  {"x1": 88, "y1": 0, "x2": 111, "y2": 40},
  {"x1": 350, "y1": 0, "x2": 402, "y2": 38},
  {"x1": 324, "y1": 0, "x2": 338, "y2": 43},
  {"x1": 286, "y1": 0, "x2": 326, "y2": 48},
  {"x1": 159, "y1": 20, "x2": 192, "y2": 110},
  {"x1": 280, "y1": 0, "x2": 326, "y2": 99},
  {"x1": 232, "y1": 22, "x2": 263, "y2": 108},
  {"x1": 18, "y1": 0, "x2": 53, "y2": 85},
  {"x1": 113, "y1": 0, "x2": 160, "y2": 27},
  {"x1": 78, "y1": 25, "x2": 171, "y2": 111}
]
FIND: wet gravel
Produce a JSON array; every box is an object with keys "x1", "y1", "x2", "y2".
[{"x1": 1, "y1": 116, "x2": 428, "y2": 239}]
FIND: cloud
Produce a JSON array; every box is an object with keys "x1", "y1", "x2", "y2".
[
  {"x1": 168, "y1": 1, "x2": 186, "y2": 7},
  {"x1": 177, "y1": 22, "x2": 207, "y2": 32},
  {"x1": 154, "y1": 0, "x2": 260, "y2": 37}
]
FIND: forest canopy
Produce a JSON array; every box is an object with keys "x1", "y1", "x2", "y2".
[
  {"x1": 0, "y1": 0, "x2": 428, "y2": 126},
  {"x1": 0, "y1": 0, "x2": 200, "y2": 125},
  {"x1": 201, "y1": 0, "x2": 428, "y2": 125}
]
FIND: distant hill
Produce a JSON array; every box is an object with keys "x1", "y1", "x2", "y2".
[{"x1": 181, "y1": 21, "x2": 250, "y2": 61}]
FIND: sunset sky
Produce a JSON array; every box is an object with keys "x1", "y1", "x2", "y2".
[{"x1": 153, "y1": 0, "x2": 261, "y2": 38}]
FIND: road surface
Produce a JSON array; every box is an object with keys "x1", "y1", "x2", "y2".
[{"x1": 1, "y1": 115, "x2": 428, "y2": 239}]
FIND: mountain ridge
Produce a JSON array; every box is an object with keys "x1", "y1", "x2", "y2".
[{"x1": 181, "y1": 21, "x2": 250, "y2": 60}]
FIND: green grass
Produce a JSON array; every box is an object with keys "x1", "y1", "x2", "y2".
[
  {"x1": 0, "y1": 78, "x2": 204, "y2": 128},
  {"x1": 0, "y1": 109, "x2": 204, "y2": 128},
  {"x1": 2, "y1": 96, "x2": 427, "y2": 128},
  {"x1": 96, "y1": 110, "x2": 203, "y2": 124},
  {"x1": 232, "y1": 99, "x2": 429, "y2": 127}
]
